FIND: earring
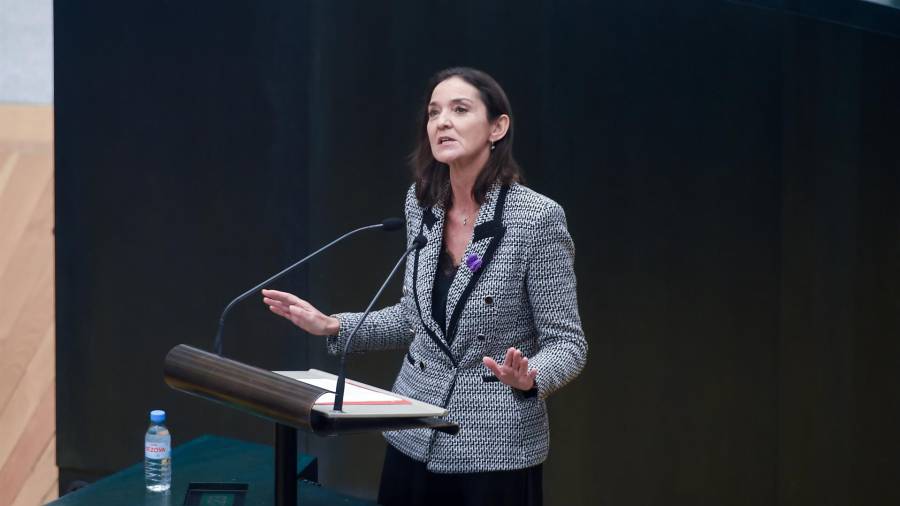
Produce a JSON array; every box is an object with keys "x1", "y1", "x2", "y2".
[{"x1": 490, "y1": 141, "x2": 496, "y2": 151}]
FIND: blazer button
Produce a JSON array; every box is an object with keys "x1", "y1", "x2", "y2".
[
  {"x1": 484, "y1": 296, "x2": 493, "y2": 305},
  {"x1": 419, "y1": 360, "x2": 426, "y2": 371},
  {"x1": 477, "y1": 333, "x2": 486, "y2": 341}
]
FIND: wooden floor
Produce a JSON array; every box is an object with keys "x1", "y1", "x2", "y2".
[{"x1": 0, "y1": 104, "x2": 57, "y2": 506}]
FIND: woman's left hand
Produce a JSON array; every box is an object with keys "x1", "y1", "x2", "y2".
[{"x1": 483, "y1": 347, "x2": 538, "y2": 392}]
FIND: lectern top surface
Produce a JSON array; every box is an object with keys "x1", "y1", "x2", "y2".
[{"x1": 273, "y1": 369, "x2": 448, "y2": 419}]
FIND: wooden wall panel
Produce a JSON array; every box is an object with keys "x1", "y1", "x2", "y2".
[{"x1": 0, "y1": 104, "x2": 56, "y2": 506}]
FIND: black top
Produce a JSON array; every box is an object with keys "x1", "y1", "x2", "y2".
[{"x1": 431, "y1": 245, "x2": 458, "y2": 340}]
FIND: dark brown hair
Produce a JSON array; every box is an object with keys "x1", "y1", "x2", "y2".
[{"x1": 411, "y1": 67, "x2": 523, "y2": 208}]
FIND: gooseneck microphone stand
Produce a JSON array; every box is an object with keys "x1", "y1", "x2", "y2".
[
  {"x1": 332, "y1": 235, "x2": 427, "y2": 412},
  {"x1": 212, "y1": 217, "x2": 404, "y2": 356}
]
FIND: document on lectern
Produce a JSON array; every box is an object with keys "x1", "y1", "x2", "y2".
[
  {"x1": 294, "y1": 378, "x2": 411, "y2": 406},
  {"x1": 273, "y1": 369, "x2": 448, "y2": 419}
]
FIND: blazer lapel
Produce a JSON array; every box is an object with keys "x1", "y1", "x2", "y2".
[
  {"x1": 411, "y1": 205, "x2": 457, "y2": 362},
  {"x1": 446, "y1": 184, "x2": 509, "y2": 351}
]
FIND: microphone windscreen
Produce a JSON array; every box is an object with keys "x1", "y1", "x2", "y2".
[
  {"x1": 381, "y1": 217, "x2": 406, "y2": 231},
  {"x1": 413, "y1": 235, "x2": 427, "y2": 249}
]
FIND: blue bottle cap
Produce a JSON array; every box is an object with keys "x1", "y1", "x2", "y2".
[{"x1": 150, "y1": 410, "x2": 166, "y2": 424}]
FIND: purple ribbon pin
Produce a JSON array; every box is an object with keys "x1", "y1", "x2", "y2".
[{"x1": 465, "y1": 253, "x2": 483, "y2": 273}]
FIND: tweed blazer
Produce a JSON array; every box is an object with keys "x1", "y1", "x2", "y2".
[{"x1": 329, "y1": 182, "x2": 587, "y2": 473}]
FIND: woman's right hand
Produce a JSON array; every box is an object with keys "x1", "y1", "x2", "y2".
[{"x1": 262, "y1": 289, "x2": 340, "y2": 336}]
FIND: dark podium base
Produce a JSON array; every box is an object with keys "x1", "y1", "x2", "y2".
[{"x1": 48, "y1": 435, "x2": 375, "y2": 506}]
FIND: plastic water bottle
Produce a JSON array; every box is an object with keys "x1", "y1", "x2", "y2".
[{"x1": 144, "y1": 409, "x2": 171, "y2": 492}]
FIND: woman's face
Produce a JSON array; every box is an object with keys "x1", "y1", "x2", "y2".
[{"x1": 426, "y1": 76, "x2": 495, "y2": 168}]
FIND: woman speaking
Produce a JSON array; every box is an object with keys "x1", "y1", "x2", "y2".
[{"x1": 262, "y1": 67, "x2": 587, "y2": 506}]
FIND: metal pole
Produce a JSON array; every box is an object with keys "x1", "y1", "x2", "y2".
[{"x1": 275, "y1": 423, "x2": 298, "y2": 506}]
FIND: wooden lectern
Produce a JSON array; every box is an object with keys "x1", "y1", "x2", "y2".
[{"x1": 163, "y1": 344, "x2": 457, "y2": 506}]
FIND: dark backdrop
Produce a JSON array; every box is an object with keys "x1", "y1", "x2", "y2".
[{"x1": 54, "y1": 1, "x2": 900, "y2": 504}]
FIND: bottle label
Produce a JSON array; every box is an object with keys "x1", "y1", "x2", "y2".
[{"x1": 145, "y1": 442, "x2": 170, "y2": 460}]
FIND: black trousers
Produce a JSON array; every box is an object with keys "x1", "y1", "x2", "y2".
[{"x1": 377, "y1": 443, "x2": 543, "y2": 506}]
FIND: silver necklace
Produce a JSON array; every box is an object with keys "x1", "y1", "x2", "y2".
[{"x1": 455, "y1": 205, "x2": 476, "y2": 226}]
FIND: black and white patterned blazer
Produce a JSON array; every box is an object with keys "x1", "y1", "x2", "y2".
[{"x1": 329, "y1": 182, "x2": 587, "y2": 473}]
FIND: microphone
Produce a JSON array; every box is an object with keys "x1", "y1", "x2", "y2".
[
  {"x1": 380, "y1": 217, "x2": 405, "y2": 231},
  {"x1": 212, "y1": 217, "x2": 405, "y2": 356},
  {"x1": 333, "y1": 234, "x2": 427, "y2": 411}
]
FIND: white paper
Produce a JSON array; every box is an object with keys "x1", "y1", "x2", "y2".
[{"x1": 292, "y1": 377, "x2": 407, "y2": 405}]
